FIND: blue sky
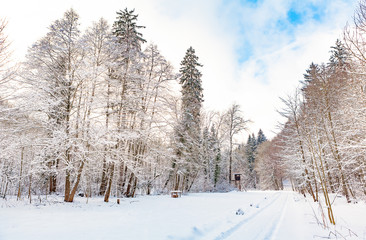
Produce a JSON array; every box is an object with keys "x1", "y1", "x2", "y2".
[{"x1": 219, "y1": 0, "x2": 352, "y2": 65}]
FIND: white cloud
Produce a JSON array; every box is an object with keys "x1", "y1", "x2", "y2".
[{"x1": 216, "y1": 0, "x2": 358, "y2": 138}]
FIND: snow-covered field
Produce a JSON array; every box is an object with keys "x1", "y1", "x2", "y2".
[{"x1": 0, "y1": 191, "x2": 365, "y2": 240}]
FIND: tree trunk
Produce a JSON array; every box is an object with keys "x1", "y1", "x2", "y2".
[
  {"x1": 125, "y1": 172, "x2": 135, "y2": 197},
  {"x1": 3, "y1": 180, "x2": 8, "y2": 199},
  {"x1": 294, "y1": 117, "x2": 316, "y2": 202},
  {"x1": 64, "y1": 161, "x2": 85, "y2": 202},
  {"x1": 48, "y1": 157, "x2": 59, "y2": 193},
  {"x1": 104, "y1": 163, "x2": 115, "y2": 202},
  {"x1": 174, "y1": 173, "x2": 180, "y2": 191},
  {"x1": 313, "y1": 127, "x2": 335, "y2": 224},
  {"x1": 99, "y1": 156, "x2": 108, "y2": 196},
  {"x1": 357, "y1": 169, "x2": 366, "y2": 196},
  {"x1": 117, "y1": 162, "x2": 125, "y2": 197},
  {"x1": 229, "y1": 140, "x2": 232, "y2": 184},
  {"x1": 131, "y1": 176, "x2": 138, "y2": 197},
  {"x1": 28, "y1": 175, "x2": 32, "y2": 204},
  {"x1": 17, "y1": 147, "x2": 24, "y2": 201},
  {"x1": 64, "y1": 170, "x2": 71, "y2": 202}
]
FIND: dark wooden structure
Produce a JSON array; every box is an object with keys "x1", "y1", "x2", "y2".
[{"x1": 234, "y1": 173, "x2": 241, "y2": 191}]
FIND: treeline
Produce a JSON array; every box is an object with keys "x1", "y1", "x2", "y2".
[
  {"x1": 0, "y1": 8, "x2": 266, "y2": 202},
  {"x1": 258, "y1": 1, "x2": 366, "y2": 224}
]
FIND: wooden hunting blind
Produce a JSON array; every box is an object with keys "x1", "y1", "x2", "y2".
[
  {"x1": 234, "y1": 173, "x2": 242, "y2": 191},
  {"x1": 234, "y1": 174, "x2": 241, "y2": 181}
]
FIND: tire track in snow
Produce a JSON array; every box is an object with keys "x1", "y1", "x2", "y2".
[
  {"x1": 223, "y1": 192, "x2": 289, "y2": 240},
  {"x1": 262, "y1": 192, "x2": 289, "y2": 240},
  {"x1": 214, "y1": 192, "x2": 284, "y2": 240}
]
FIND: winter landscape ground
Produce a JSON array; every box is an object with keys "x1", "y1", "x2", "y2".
[{"x1": 1, "y1": 190, "x2": 365, "y2": 240}]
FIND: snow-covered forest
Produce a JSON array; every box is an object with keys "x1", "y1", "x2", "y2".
[
  {"x1": 0, "y1": 8, "x2": 261, "y2": 202},
  {"x1": 1, "y1": 1, "x2": 366, "y2": 239},
  {"x1": 256, "y1": 2, "x2": 366, "y2": 225}
]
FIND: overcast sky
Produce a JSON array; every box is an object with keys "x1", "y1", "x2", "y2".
[{"x1": 0, "y1": 0, "x2": 359, "y2": 139}]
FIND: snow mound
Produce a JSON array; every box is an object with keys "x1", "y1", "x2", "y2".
[{"x1": 235, "y1": 208, "x2": 244, "y2": 215}]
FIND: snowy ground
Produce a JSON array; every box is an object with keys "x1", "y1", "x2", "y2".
[{"x1": 0, "y1": 191, "x2": 365, "y2": 240}]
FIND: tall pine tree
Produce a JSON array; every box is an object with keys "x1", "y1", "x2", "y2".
[
  {"x1": 174, "y1": 46, "x2": 203, "y2": 191},
  {"x1": 211, "y1": 125, "x2": 221, "y2": 188},
  {"x1": 180, "y1": 47, "x2": 203, "y2": 131},
  {"x1": 113, "y1": 8, "x2": 146, "y2": 51},
  {"x1": 257, "y1": 129, "x2": 267, "y2": 145},
  {"x1": 245, "y1": 133, "x2": 257, "y2": 188}
]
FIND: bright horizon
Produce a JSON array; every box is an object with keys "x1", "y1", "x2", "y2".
[{"x1": 0, "y1": 0, "x2": 358, "y2": 139}]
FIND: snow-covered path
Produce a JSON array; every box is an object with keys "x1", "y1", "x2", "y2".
[
  {"x1": 0, "y1": 191, "x2": 363, "y2": 240},
  {"x1": 191, "y1": 191, "x2": 322, "y2": 240},
  {"x1": 213, "y1": 192, "x2": 289, "y2": 240}
]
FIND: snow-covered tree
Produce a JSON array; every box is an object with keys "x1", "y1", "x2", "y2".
[
  {"x1": 101, "y1": 8, "x2": 147, "y2": 201},
  {"x1": 257, "y1": 129, "x2": 267, "y2": 145},
  {"x1": 255, "y1": 138, "x2": 284, "y2": 190},
  {"x1": 0, "y1": 19, "x2": 13, "y2": 85},
  {"x1": 245, "y1": 133, "x2": 257, "y2": 188},
  {"x1": 224, "y1": 104, "x2": 248, "y2": 184},
  {"x1": 173, "y1": 46, "x2": 203, "y2": 192},
  {"x1": 23, "y1": 9, "x2": 86, "y2": 202}
]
